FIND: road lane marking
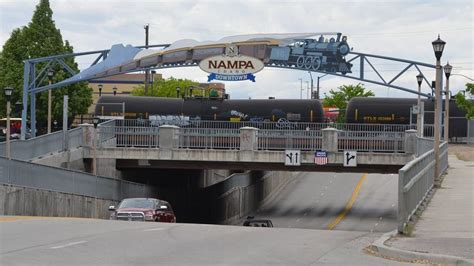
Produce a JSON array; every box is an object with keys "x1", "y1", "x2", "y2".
[
  {"x1": 143, "y1": 228, "x2": 167, "y2": 232},
  {"x1": 327, "y1": 173, "x2": 368, "y2": 230},
  {"x1": 50, "y1": 241, "x2": 87, "y2": 249}
]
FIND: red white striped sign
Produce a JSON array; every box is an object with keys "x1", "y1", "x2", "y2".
[{"x1": 314, "y1": 150, "x2": 328, "y2": 165}]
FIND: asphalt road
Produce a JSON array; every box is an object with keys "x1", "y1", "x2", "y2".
[
  {"x1": 0, "y1": 217, "x2": 408, "y2": 265},
  {"x1": 247, "y1": 172, "x2": 398, "y2": 232}
]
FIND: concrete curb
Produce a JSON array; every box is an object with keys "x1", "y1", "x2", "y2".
[{"x1": 369, "y1": 230, "x2": 474, "y2": 265}]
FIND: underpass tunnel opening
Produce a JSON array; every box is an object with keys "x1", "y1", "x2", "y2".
[{"x1": 118, "y1": 166, "x2": 266, "y2": 224}]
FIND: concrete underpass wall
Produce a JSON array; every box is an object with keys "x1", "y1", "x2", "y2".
[
  {"x1": 209, "y1": 171, "x2": 298, "y2": 224},
  {"x1": 0, "y1": 184, "x2": 117, "y2": 219}
]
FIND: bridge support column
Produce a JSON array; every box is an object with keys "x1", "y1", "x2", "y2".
[
  {"x1": 159, "y1": 125, "x2": 180, "y2": 159},
  {"x1": 404, "y1": 129, "x2": 417, "y2": 155},
  {"x1": 80, "y1": 123, "x2": 94, "y2": 148},
  {"x1": 322, "y1": 127, "x2": 338, "y2": 152},
  {"x1": 240, "y1": 127, "x2": 258, "y2": 161}
]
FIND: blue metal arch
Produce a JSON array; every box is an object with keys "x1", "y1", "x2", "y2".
[{"x1": 21, "y1": 44, "x2": 441, "y2": 139}]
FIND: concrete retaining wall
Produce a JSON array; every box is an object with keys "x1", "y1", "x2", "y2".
[
  {"x1": 0, "y1": 184, "x2": 117, "y2": 219},
  {"x1": 213, "y1": 171, "x2": 297, "y2": 224}
]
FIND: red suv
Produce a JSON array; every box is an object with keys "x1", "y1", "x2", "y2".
[{"x1": 109, "y1": 198, "x2": 176, "y2": 223}]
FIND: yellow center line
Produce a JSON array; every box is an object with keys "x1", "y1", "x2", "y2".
[{"x1": 327, "y1": 173, "x2": 368, "y2": 230}]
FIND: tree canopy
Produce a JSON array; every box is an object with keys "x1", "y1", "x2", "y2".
[
  {"x1": 0, "y1": 0, "x2": 92, "y2": 124},
  {"x1": 455, "y1": 83, "x2": 474, "y2": 119},
  {"x1": 132, "y1": 77, "x2": 199, "y2": 98},
  {"x1": 323, "y1": 83, "x2": 374, "y2": 122}
]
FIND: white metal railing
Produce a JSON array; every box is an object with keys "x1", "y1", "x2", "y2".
[
  {"x1": 257, "y1": 130, "x2": 322, "y2": 150},
  {"x1": 178, "y1": 128, "x2": 240, "y2": 149},
  {"x1": 98, "y1": 126, "x2": 160, "y2": 148},
  {"x1": 338, "y1": 131, "x2": 405, "y2": 152},
  {"x1": 398, "y1": 142, "x2": 448, "y2": 233}
]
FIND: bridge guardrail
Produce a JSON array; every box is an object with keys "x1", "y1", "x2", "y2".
[
  {"x1": 397, "y1": 141, "x2": 448, "y2": 233},
  {"x1": 0, "y1": 157, "x2": 153, "y2": 201},
  {"x1": 92, "y1": 123, "x2": 418, "y2": 153}
]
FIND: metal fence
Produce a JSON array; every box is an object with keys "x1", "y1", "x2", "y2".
[
  {"x1": 103, "y1": 118, "x2": 434, "y2": 132},
  {"x1": 338, "y1": 131, "x2": 405, "y2": 152},
  {"x1": 397, "y1": 141, "x2": 448, "y2": 233},
  {"x1": 0, "y1": 157, "x2": 154, "y2": 201},
  {"x1": 178, "y1": 128, "x2": 240, "y2": 149},
  {"x1": 257, "y1": 129, "x2": 322, "y2": 150},
  {"x1": 0, "y1": 127, "x2": 82, "y2": 160}
]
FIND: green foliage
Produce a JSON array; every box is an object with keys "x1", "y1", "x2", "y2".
[
  {"x1": 455, "y1": 83, "x2": 474, "y2": 119},
  {"x1": 0, "y1": 0, "x2": 92, "y2": 122},
  {"x1": 323, "y1": 83, "x2": 374, "y2": 122},
  {"x1": 132, "y1": 77, "x2": 199, "y2": 98}
]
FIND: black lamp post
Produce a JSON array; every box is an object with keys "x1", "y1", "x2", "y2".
[
  {"x1": 431, "y1": 34, "x2": 446, "y2": 187},
  {"x1": 416, "y1": 73, "x2": 424, "y2": 137},
  {"x1": 47, "y1": 68, "x2": 54, "y2": 134},
  {"x1": 92, "y1": 116, "x2": 100, "y2": 175},
  {"x1": 113, "y1": 86, "x2": 117, "y2": 96},
  {"x1": 176, "y1": 87, "x2": 181, "y2": 98},
  {"x1": 443, "y1": 62, "x2": 452, "y2": 142},
  {"x1": 98, "y1": 84, "x2": 103, "y2": 97},
  {"x1": 4, "y1": 87, "x2": 13, "y2": 159}
]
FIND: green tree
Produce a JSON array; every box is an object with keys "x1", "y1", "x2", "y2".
[
  {"x1": 132, "y1": 77, "x2": 199, "y2": 98},
  {"x1": 0, "y1": 0, "x2": 92, "y2": 124},
  {"x1": 323, "y1": 83, "x2": 374, "y2": 123},
  {"x1": 455, "y1": 83, "x2": 474, "y2": 119}
]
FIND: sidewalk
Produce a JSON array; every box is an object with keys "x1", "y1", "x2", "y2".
[{"x1": 374, "y1": 149, "x2": 474, "y2": 264}]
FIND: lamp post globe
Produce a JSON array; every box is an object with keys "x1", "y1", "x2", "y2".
[
  {"x1": 432, "y1": 35, "x2": 446, "y2": 61},
  {"x1": 92, "y1": 117, "x2": 100, "y2": 129},
  {"x1": 416, "y1": 73, "x2": 423, "y2": 86},
  {"x1": 443, "y1": 62, "x2": 452, "y2": 79},
  {"x1": 4, "y1": 87, "x2": 13, "y2": 159},
  {"x1": 98, "y1": 84, "x2": 103, "y2": 97}
]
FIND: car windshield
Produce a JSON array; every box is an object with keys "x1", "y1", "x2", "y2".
[{"x1": 118, "y1": 199, "x2": 154, "y2": 209}]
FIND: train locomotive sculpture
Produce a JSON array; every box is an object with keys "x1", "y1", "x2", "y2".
[
  {"x1": 96, "y1": 96, "x2": 471, "y2": 141},
  {"x1": 268, "y1": 33, "x2": 352, "y2": 74}
]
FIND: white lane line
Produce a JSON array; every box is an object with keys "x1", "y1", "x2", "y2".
[
  {"x1": 50, "y1": 241, "x2": 87, "y2": 249},
  {"x1": 143, "y1": 228, "x2": 167, "y2": 232}
]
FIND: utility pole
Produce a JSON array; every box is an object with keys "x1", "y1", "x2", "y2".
[{"x1": 144, "y1": 24, "x2": 150, "y2": 96}]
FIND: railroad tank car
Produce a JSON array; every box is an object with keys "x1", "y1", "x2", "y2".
[
  {"x1": 345, "y1": 97, "x2": 470, "y2": 140},
  {"x1": 95, "y1": 96, "x2": 324, "y2": 123}
]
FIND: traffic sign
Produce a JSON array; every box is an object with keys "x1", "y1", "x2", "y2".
[
  {"x1": 343, "y1": 150, "x2": 357, "y2": 167},
  {"x1": 314, "y1": 150, "x2": 328, "y2": 165},
  {"x1": 285, "y1": 150, "x2": 301, "y2": 166}
]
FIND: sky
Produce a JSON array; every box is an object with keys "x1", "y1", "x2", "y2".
[{"x1": 0, "y1": 0, "x2": 473, "y2": 99}]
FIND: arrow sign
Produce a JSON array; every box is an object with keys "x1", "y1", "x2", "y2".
[
  {"x1": 343, "y1": 150, "x2": 357, "y2": 167},
  {"x1": 285, "y1": 150, "x2": 301, "y2": 166}
]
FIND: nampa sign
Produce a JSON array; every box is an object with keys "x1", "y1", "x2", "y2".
[{"x1": 199, "y1": 44, "x2": 264, "y2": 82}]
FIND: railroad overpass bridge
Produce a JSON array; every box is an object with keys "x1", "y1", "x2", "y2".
[{"x1": 79, "y1": 120, "x2": 431, "y2": 174}]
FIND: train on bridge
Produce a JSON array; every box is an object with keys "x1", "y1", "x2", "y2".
[{"x1": 96, "y1": 96, "x2": 471, "y2": 140}]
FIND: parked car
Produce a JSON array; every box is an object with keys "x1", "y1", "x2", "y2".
[
  {"x1": 109, "y1": 198, "x2": 176, "y2": 223},
  {"x1": 242, "y1": 216, "x2": 273, "y2": 227}
]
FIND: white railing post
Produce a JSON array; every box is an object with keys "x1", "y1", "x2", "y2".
[
  {"x1": 239, "y1": 127, "x2": 258, "y2": 151},
  {"x1": 322, "y1": 127, "x2": 338, "y2": 152},
  {"x1": 159, "y1": 125, "x2": 180, "y2": 149},
  {"x1": 404, "y1": 129, "x2": 418, "y2": 155},
  {"x1": 80, "y1": 123, "x2": 94, "y2": 148}
]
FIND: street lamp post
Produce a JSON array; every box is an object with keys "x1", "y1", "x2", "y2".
[
  {"x1": 298, "y1": 78, "x2": 303, "y2": 99},
  {"x1": 113, "y1": 86, "x2": 117, "y2": 96},
  {"x1": 416, "y1": 73, "x2": 424, "y2": 137},
  {"x1": 4, "y1": 87, "x2": 13, "y2": 159},
  {"x1": 92, "y1": 117, "x2": 99, "y2": 176},
  {"x1": 176, "y1": 87, "x2": 181, "y2": 98},
  {"x1": 432, "y1": 35, "x2": 446, "y2": 187},
  {"x1": 98, "y1": 84, "x2": 103, "y2": 97},
  {"x1": 317, "y1": 74, "x2": 328, "y2": 100},
  {"x1": 47, "y1": 68, "x2": 54, "y2": 134},
  {"x1": 443, "y1": 62, "x2": 452, "y2": 142},
  {"x1": 308, "y1": 71, "x2": 314, "y2": 99},
  {"x1": 305, "y1": 81, "x2": 310, "y2": 99}
]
